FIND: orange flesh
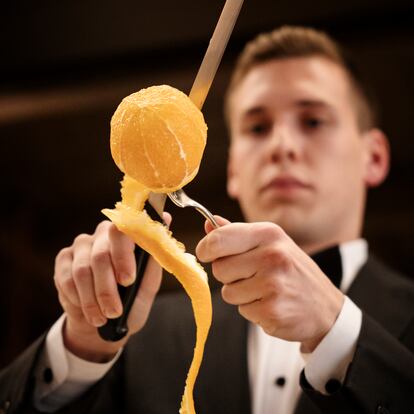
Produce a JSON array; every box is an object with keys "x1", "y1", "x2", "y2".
[{"x1": 110, "y1": 85, "x2": 207, "y2": 192}]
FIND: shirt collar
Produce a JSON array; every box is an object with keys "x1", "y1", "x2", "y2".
[{"x1": 339, "y1": 238, "x2": 368, "y2": 292}]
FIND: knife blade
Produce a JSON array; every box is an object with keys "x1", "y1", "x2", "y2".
[
  {"x1": 98, "y1": 193, "x2": 166, "y2": 341},
  {"x1": 148, "y1": 192, "x2": 167, "y2": 220},
  {"x1": 189, "y1": 0, "x2": 244, "y2": 109}
]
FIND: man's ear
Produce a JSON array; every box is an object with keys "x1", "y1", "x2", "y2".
[
  {"x1": 363, "y1": 128, "x2": 390, "y2": 188},
  {"x1": 227, "y1": 152, "x2": 239, "y2": 199}
]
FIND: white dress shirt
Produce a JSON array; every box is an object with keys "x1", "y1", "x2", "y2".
[
  {"x1": 248, "y1": 239, "x2": 366, "y2": 414},
  {"x1": 34, "y1": 239, "x2": 367, "y2": 413}
]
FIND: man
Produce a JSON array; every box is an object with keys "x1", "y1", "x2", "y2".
[{"x1": 1, "y1": 26, "x2": 413, "y2": 414}]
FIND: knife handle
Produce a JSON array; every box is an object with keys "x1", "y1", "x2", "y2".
[{"x1": 98, "y1": 246, "x2": 149, "y2": 342}]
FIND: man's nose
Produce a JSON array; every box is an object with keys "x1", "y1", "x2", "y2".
[{"x1": 268, "y1": 126, "x2": 299, "y2": 163}]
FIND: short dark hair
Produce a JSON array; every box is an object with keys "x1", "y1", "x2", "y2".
[{"x1": 225, "y1": 26, "x2": 378, "y2": 131}]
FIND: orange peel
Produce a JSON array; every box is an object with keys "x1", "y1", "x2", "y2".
[{"x1": 103, "y1": 85, "x2": 212, "y2": 414}]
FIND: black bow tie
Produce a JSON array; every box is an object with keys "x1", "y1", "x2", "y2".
[{"x1": 311, "y1": 245, "x2": 343, "y2": 288}]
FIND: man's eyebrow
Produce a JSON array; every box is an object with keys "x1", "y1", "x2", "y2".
[
  {"x1": 240, "y1": 101, "x2": 335, "y2": 120},
  {"x1": 243, "y1": 106, "x2": 266, "y2": 117},
  {"x1": 295, "y1": 99, "x2": 332, "y2": 109},
  {"x1": 244, "y1": 100, "x2": 333, "y2": 113}
]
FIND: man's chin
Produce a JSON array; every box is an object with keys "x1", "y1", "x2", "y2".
[{"x1": 244, "y1": 206, "x2": 307, "y2": 230}]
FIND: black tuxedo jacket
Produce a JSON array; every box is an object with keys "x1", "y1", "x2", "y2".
[{"x1": 1, "y1": 256, "x2": 414, "y2": 414}]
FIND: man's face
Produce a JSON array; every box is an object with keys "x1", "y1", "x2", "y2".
[{"x1": 227, "y1": 57, "x2": 382, "y2": 252}]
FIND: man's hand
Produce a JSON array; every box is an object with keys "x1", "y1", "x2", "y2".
[
  {"x1": 54, "y1": 219, "x2": 167, "y2": 362},
  {"x1": 196, "y1": 217, "x2": 344, "y2": 352}
]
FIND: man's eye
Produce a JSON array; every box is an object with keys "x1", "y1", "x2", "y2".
[
  {"x1": 303, "y1": 117, "x2": 325, "y2": 129},
  {"x1": 247, "y1": 123, "x2": 270, "y2": 135}
]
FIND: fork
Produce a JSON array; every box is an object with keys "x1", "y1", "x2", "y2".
[{"x1": 168, "y1": 189, "x2": 219, "y2": 228}]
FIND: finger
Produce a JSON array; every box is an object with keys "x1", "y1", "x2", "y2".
[
  {"x1": 238, "y1": 296, "x2": 283, "y2": 337},
  {"x1": 197, "y1": 222, "x2": 284, "y2": 263},
  {"x1": 221, "y1": 276, "x2": 262, "y2": 306},
  {"x1": 54, "y1": 247, "x2": 81, "y2": 307},
  {"x1": 163, "y1": 211, "x2": 172, "y2": 227},
  {"x1": 211, "y1": 245, "x2": 262, "y2": 283},
  {"x1": 90, "y1": 230, "x2": 123, "y2": 319},
  {"x1": 204, "y1": 215, "x2": 231, "y2": 234},
  {"x1": 58, "y1": 290, "x2": 85, "y2": 324},
  {"x1": 238, "y1": 298, "x2": 266, "y2": 325},
  {"x1": 72, "y1": 234, "x2": 106, "y2": 327},
  {"x1": 107, "y1": 222, "x2": 136, "y2": 286},
  {"x1": 211, "y1": 243, "x2": 288, "y2": 284}
]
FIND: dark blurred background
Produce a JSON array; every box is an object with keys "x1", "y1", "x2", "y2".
[{"x1": 0, "y1": 0, "x2": 413, "y2": 369}]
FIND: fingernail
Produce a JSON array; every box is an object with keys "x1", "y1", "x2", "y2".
[
  {"x1": 91, "y1": 317, "x2": 106, "y2": 327},
  {"x1": 104, "y1": 307, "x2": 122, "y2": 319},
  {"x1": 120, "y1": 274, "x2": 135, "y2": 286}
]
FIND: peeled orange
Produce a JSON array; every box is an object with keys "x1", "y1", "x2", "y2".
[
  {"x1": 110, "y1": 85, "x2": 208, "y2": 192},
  {"x1": 103, "y1": 85, "x2": 212, "y2": 414}
]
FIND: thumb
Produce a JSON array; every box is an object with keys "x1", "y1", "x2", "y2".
[
  {"x1": 204, "y1": 215, "x2": 231, "y2": 234},
  {"x1": 162, "y1": 211, "x2": 172, "y2": 228}
]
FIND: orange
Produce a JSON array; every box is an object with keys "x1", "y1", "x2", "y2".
[{"x1": 110, "y1": 85, "x2": 208, "y2": 192}]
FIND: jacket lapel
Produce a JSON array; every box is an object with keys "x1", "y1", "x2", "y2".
[
  {"x1": 347, "y1": 256, "x2": 412, "y2": 337},
  {"x1": 295, "y1": 255, "x2": 411, "y2": 414}
]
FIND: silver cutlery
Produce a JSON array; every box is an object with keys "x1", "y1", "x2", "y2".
[{"x1": 168, "y1": 190, "x2": 219, "y2": 228}]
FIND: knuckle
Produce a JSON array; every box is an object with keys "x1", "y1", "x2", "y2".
[
  {"x1": 96, "y1": 290, "x2": 116, "y2": 305},
  {"x1": 221, "y1": 284, "x2": 233, "y2": 303},
  {"x1": 268, "y1": 302, "x2": 281, "y2": 321},
  {"x1": 261, "y1": 306, "x2": 280, "y2": 329},
  {"x1": 91, "y1": 247, "x2": 110, "y2": 266},
  {"x1": 261, "y1": 244, "x2": 290, "y2": 269},
  {"x1": 238, "y1": 304, "x2": 250, "y2": 320},
  {"x1": 113, "y1": 255, "x2": 133, "y2": 273},
  {"x1": 211, "y1": 259, "x2": 225, "y2": 281},
  {"x1": 238, "y1": 304, "x2": 246, "y2": 318},
  {"x1": 261, "y1": 244, "x2": 282, "y2": 266},
  {"x1": 82, "y1": 301, "x2": 100, "y2": 315},
  {"x1": 61, "y1": 276, "x2": 76, "y2": 294},
  {"x1": 264, "y1": 275, "x2": 281, "y2": 295},
  {"x1": 107, "y1": 221, "x2": 121, "y2": 238},
  {"x1": 255, "y1": 223, "x2": 284, "y2": 242},
  {"x1": 72, "y1": 262, "x2": 92, "y2": 282},
  {"x1": 206, "y1": 231, "x2": 222, "y2": 254},
  {"x1": 73, "y1": 233, "x2": 91, "y2": 247},
  {"x1": 55, "y1": 247, "x2": 71, "y2": 263},
  {"x1": 53, "y1": 275, "x2": 62, "y2": 293},
  {"x1": 97, "y1": 220, "x2": 117, "y2": 240},
  {"x1": 54, "y1": 265, "x2": 72, "y2": 289},
  {"x1": 96, "y1": 220, "x2": 111, "y2": 232},
  {"x1": 238, "y1": 303, "x2": 259, "y2": 325}
]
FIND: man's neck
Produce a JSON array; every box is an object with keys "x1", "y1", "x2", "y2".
[{"x1": 300, "y1": 237, "x2": 360, "y2": 256}]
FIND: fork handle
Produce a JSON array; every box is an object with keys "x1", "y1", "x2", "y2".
[
  {"x1": 98, "y1": 247, "x2": 149, "y2": 342},
  {"x1": 195, "y1": 206, "x2": 219, "y2": 228}
]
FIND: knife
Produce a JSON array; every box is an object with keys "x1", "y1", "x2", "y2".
[
  {"x1": 99, "y1": 0, "x2": 244, "y2": 341},
  {"x1": 98, "y1": 193, "x2": 166, "y2": 342}
]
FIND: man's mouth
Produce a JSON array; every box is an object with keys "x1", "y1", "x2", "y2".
[{"x1": 260, "y1": 175, "x2": 313, "y2": 195}]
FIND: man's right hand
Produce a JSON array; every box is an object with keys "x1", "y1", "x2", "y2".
[{"x1": 53, "y1": 220, "x2": 164, "y2": 362}]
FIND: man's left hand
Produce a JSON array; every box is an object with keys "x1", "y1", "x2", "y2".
[{"x1": 196, "y1": 217, "x2": 344, "y2": 352}]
